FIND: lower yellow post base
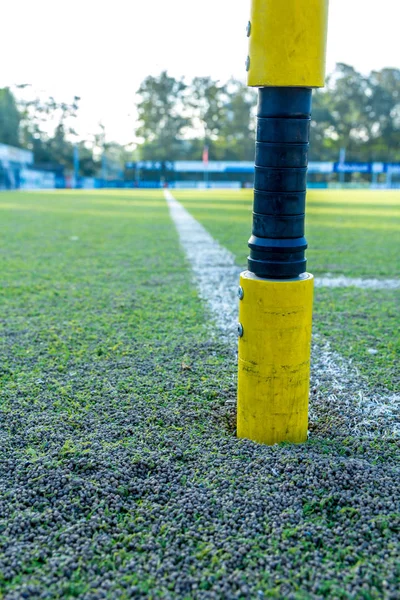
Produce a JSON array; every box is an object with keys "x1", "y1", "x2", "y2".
[{"x1": 237, "y1": 271, "x2": 314, "y2": 445}]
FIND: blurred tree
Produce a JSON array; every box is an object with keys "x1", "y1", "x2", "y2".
[
  {"x1": 76, "y1": 141, "x2": 99, "y2": 177},
  {"x1": 311, "y1": 64, "x2": 400, "y2": 162},
  {"x1": 18, "y1": 92, "x2": 80, "y2": 169},
  {"x1": 366, "y1": 68, "x2": 400, "y2": 161},
  {"x1": 92, "y1": 123, "x2": 129, "y2": 180},
  {"x1": 325, "y1": 63, "x2": 371, "y2": 160},
  {"x1": 135, "y1": 71, "x2": 189, "y2": 160},
  {"x1": 133, "y1": 67, "x2": 396, "y2": 164},
  {"x1": 309, "y1": 88, "x2": 337, "y2": 161},
  {"x1": 0, "y1": 88, "x2": 20, "y2": 146},
  {"x1": 1, "y1": 65, "x2": 397, "y2": 171},
  {"x1": 131, "y1": 66, "x2": 399, "y2": 163},
  {"x1": 213, "y1": 79, "x2": 256, "y2": 160},
  {"x1": 135, "y1": 75, "x2": 257, "y2": 161},
  {"x1": 188, "y1": 77, "x2": 228, "y2": 158},
  {"x1": 0, "y1": 87, "x2": 132, "y2": 177}
]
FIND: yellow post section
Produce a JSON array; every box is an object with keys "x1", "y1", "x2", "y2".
[
  {"x1": 247, "y1": 0, "x2": 329, "y2": 87},
  {"x1": 237, "y1": 271, "x2": 314, "y2": 445}
]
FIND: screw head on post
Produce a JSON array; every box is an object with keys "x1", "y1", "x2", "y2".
[
  {"x1": 237, "y1": 286, "x2": 244, "y2": 300},
  {"x1": 237, "y1": 323, "x2": 244, "y2": 337},
  {"x1": 246, "y1": 21, "x2": 251, "y2": 37}
]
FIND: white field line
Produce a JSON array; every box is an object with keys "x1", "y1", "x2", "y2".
[
  {"x1": 164, "y1": 190, "x2": 241, "y2": 339},
  {"x1": 315, "y1": 276, "x2": 400, "y2": 290},
  {"x1": 165, "y1": 190, "x2": 399, "y2": 439}
]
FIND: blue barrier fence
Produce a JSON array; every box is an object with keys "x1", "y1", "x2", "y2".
[{"x1": 1, "y1": 159, "x2": 400, "y2": 191}]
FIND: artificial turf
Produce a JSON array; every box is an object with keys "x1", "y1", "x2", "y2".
[
  {"x1": 174, "y1": 189, "x2": 400, "y2": 392},
  {"x1": 173, "y1": 189, "x2": 400, "y2": 278},
  {"x1": 0, "y1": 190, "x2": 398, "y2": 599}
]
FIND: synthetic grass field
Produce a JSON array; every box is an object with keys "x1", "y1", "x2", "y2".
[
  {"x1": 174, "y1": 189, "x2": 400, "y2": 392},
  {"x1": 0, "y1": 189, "x2": 399, "y2": 599}
]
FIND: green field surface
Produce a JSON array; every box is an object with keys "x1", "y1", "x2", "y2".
[
  {"x1": 173, "y1": 189, "x2": 400, "y2": 278},
  {"x1": 174, "y1": 189, "x2": 400, "y2": 392},
  {"x1": 0, "y1": 190, "x2": 398, "y2": 599}
]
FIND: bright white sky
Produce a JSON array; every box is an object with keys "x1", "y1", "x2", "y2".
[{"x1": 1, "y1": 0, "x2": 399, "y2": 145}]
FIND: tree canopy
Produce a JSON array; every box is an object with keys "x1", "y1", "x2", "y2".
[
  {"x1": 0, "y1": 64, "x2": 399, "y2": 175},
  {"x1": 135, "y1": 65, "x2": 400, "y2": 162},
  {"x1": 135, "y1": 73, "x2": 257, "y2": 161},
  {"x1": 0, "y1": 88, "x2": 20, "y2": 147},
  {"x1": 310, "y1": 64, "x2": 400, "y2": 161}
]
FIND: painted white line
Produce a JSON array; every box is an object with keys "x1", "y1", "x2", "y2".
[
  {"x1": 309, "y1": 335, "x2": 399, "y2": 438},
  {"x1": 165, "y1": 190, "x2": 399, "y2": 439},
  {"x1": 165, "y1": 190, "x2": 240, "y2": 339},
  {"x1": 315, "y1": 276, "x2": 400, "y2": 290}
]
